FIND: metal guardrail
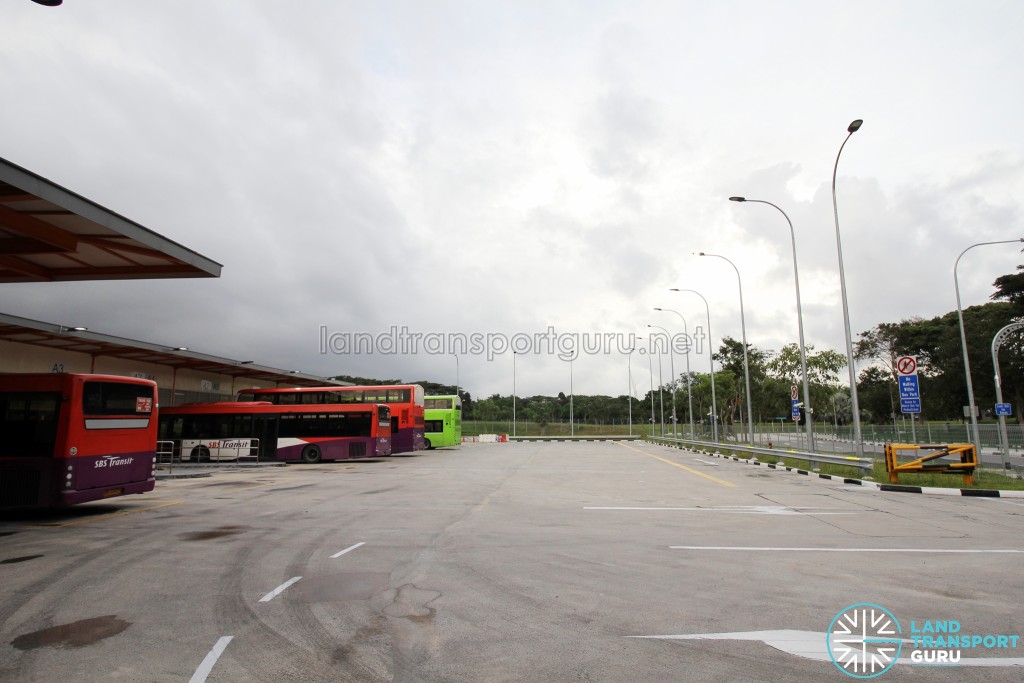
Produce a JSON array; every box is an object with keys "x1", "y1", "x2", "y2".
[
  {"x1": 156, "y1": 440, "x2": 176, "y2": 474},
  {"x1": 509, "y1": 435, "x2": 642, "y2": 442},
  {"x1": 155, "y1": 439, "x2": 261, "y2": 473},
  {"x1": 648, "y1": 436, "x2": 875, "y2": 475}
]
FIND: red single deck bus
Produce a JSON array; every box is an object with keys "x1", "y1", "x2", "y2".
[
  {"x1": 236, "y1": 385, "x2": 425, "y2": 453},
  {"x1": 0, "y1": 373, "x2": 158, "y2": 510},
  {"x1": 158, "y1": 402, "x2": 392, "y2": 463}
]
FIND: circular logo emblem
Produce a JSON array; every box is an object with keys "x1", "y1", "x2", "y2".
[
  {"x1": 69, "y1": 447, "x2": 78, "y2": 456},
  {"x1": 827, "y1": 603, "x2": 903, "y2": 679}
]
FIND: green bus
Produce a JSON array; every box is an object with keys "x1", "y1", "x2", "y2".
[{"x1": 424, "y1": 395, "x2": 462, "y2": 448}]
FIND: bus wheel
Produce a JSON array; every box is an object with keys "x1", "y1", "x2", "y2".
[
  {"x1": 190, "y1": 446, "x2": 210, "y2": 463},
  {"x1": 425, "y1": 438, "x2": 432, "y2": 450},
  {"x1": 301, "y1": 445, "x2": 322, "y2": 464}
]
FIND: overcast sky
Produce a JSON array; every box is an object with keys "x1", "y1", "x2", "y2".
[{"x1": 2, "y1": 1, "x2": 1023, "y2": 400}]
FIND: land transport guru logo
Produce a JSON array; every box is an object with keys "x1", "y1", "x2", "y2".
[
  {"x1": 827, "y1": 602, "x2": 1022, "y2": 678},
  {"x1": 827, "y1": 603, "x2": 902, "y2": 678}
]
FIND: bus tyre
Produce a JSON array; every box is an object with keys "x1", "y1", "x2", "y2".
[
  {"x1": 425, "y1": 438, "x2": 432, "y2": 450},
  {"x1": 301, "y1": 445, "x2": 322, "y2": 464},
  {"x1": 190, "y1": 446, "x2": 210, "y2": 463}
]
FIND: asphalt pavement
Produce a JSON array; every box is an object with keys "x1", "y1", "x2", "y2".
[{"x1": 2, "y1": 441, "x2": 1022, "y2": 682}]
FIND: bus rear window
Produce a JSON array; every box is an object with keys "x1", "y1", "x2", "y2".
[
  {"x1": 83, "y1": 382, "x2": 154, "y2": 416},
  {"x1": 0, "y1": 392, "x2": 61, "y2": 457},
  {"x1": 424, "y1": 398, "x2": 450, "y2": 410}
]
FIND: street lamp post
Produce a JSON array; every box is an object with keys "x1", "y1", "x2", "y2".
[
  {"x1": 627, "y1": 347, "x2": 635, "y2": 436},
  {"x1": 992, "y1": 322, "x2": 1024, "y2": 472},
  {"x1": 657, "y1": 350, "x2": 665, "y2": 435},
  {"x1": 646, "y1": 345, "x2": 655, "y2": 432},
  {"x1": 569, "y1": 354, "x2": 574, "y2": 437},
  {"x1": 454, "y1": 353, "x2": 460, "y2": 402},
  {"x1": 696, "y1": 252, "x2": 754, "y2": 445},
  {"x1": 512, "y1": 351, "x2": 517, "y2": 437},
  {"x1": 729, "y1": 196, "x2": 815, "y2": 451},
  {"x1": 955, "y1": 238, "x2": 1024, "y2": 451},
  {"x1": 632, "y1": 336, "x2": 654, "y2": 435},
  {"x1": 670, "y1": 288, "x2": 718, "y2": 442},
  {"x1": 832, "y1": 118, "x2": 865, "y2": 457},
  {"x1": 648, "y1": 322, "x2": 678, "y2": 440},
  {"x1": 652, "y1": 313, "x2": 694, "y2": 439}
]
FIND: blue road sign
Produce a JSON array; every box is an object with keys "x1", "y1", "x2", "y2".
[
  {"x1": 791, "y1": 398, "x2": 800, "y2": 418},
  {"x1": 901, "y1": 398, "x2": 921, "y2": 414},
  {"x1": 996, "y1": 403, "x2": 1012, "y2": 417},
  {"x1": 898, "y1": 375, "x2": 920, "y2": 400}
]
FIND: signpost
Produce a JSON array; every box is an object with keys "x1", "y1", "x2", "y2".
[
  {"x1": 995, "y1": 403, "x2": 1012, "y2": 417},
  {"x1": 896, "y1": 355, "x2": 920, "y2": 442},
  {"x1": 790, "y1": 384, "x2": 800, "y2": 421}
]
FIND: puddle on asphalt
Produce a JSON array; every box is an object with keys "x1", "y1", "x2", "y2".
[
  {"x1": 293, "y1": 573, "x2": 391, "y2": 603},
  {"x1": 359, "y1": 487, "x2": 399, "y2": 495},
  {"x1": 178, "y1": 525, "x2": 247, "y2": 541},
  {"x1": 382, "y1": 584, "x2": 442, "y2": 623},
  {"x1": 11, "y1": 615, "x2": 130, "y2": 650}
]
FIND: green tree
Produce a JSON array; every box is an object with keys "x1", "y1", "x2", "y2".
[
  {"x1": 993, "y1": 264, "x2": 1024, "y2": 315},
  {"x1": 713, "y1": 337, "x2": 769, "y2": 434}
]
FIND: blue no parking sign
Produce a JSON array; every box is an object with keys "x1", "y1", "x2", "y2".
[{"x1": 897, "y1": 356, "x2": 921, "y2": 414}]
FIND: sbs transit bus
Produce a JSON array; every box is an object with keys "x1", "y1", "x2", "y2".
[
  {"x1": 236, "y1": 385, "x2": 425, "y2": 453},
  {"x1": 0, "y1": 373, "x2": 158, "y2": 510},
  {"x1": 158, "y1": 402, "x2": 392, "y2": 463},
  {"x1": 423, "y1": 395, "x2": 462, "y2": 448}
]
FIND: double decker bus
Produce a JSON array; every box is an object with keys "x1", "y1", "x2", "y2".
[
  {"x1": 236, "y1": 385, "x2": 425, "y2": 453},
  {"x1": 424, "y1": 395, "x2": 462, "y2": 448},
  {"x1": 0, "y1": 373, "x2": 158, "y2": 510},
  {"x1": 158, "y1": 402, "x2": 391, "y2": 463}
]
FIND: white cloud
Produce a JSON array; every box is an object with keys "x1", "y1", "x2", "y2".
[{"x1": 2, "y1": 0, "x2": 1023, "y2": 400}]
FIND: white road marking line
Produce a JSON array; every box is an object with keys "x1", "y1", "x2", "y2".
[
  {"x1": 693, "y1": 459, "x2": 719, "y2": 466},
  {"x1": 670, "y1": 546, "x2": 1024, "y2": 553},
  {"x1": 331, "y1": 541, "x2": 366, "y2": 558},
  {"x1": 627, "y1": 630, "x2": 1024, "y2": 667},
  {"x1": 258, "y1": 576, "x2": 302, "y2": 602},
  {"x1": 189, "y1": 635, "x2": 233, "y2": 683},
  {"x1": 585, "y1": 505, "x2": 854, "y2": 515}
]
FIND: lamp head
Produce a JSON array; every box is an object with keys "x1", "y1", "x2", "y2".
[
  {"x1": 729, "y1": 196, "x2": 746, "y2": 202},
  {"x1": 848, "y1": 119, "x2": 863, "y2": 133}
]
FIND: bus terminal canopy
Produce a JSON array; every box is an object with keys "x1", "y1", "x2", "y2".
[
  {"x1": 0, "y1": 312, "x2": 347, "y2": 389},
  {"x1": 0, "y1": 156, "x2": 222, "y2": 283}
]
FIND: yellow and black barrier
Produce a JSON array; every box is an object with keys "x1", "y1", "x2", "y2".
[{"x1": 884, "y1": 443, "x2": 977, "y2": 485}]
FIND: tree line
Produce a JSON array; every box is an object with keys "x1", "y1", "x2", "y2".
[{"x1": 335, "y1": 264, "x2": 1024, "y2": 426}]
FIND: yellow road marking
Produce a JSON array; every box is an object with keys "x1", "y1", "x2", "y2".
[
  {"x1": 35, "y1": 499, "x2": 184, "y2": 528},
  {"x1": 617, "y1": 442, "x2": 736, "y2": 487}
]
